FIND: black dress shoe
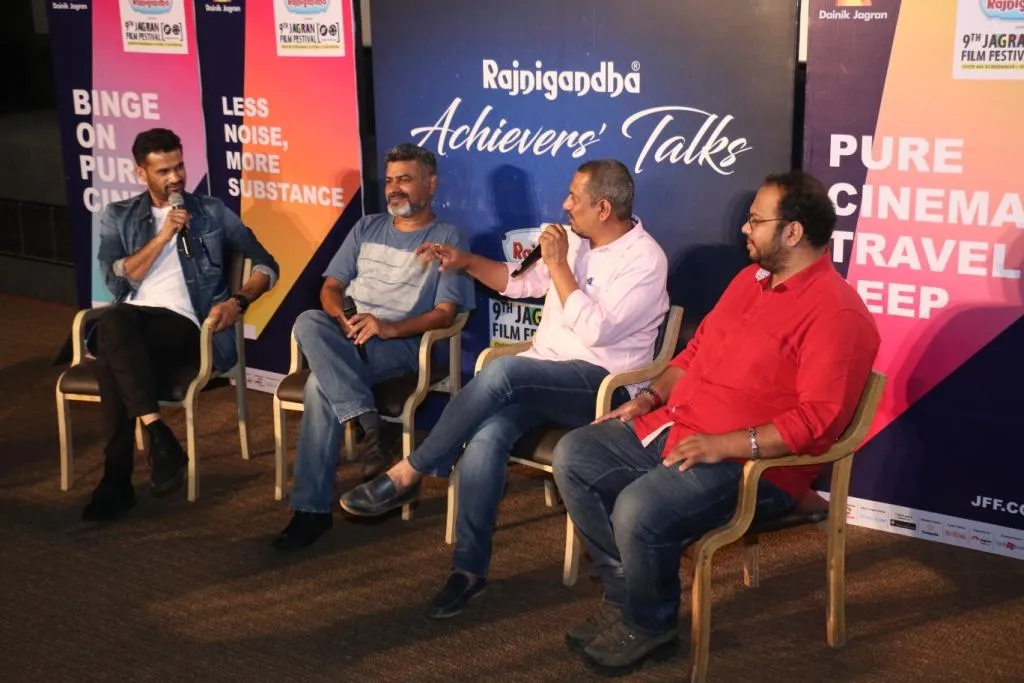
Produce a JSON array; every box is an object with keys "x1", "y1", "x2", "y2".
[
  {"x1": 82, "y1": 478, "x2": 137, "y2": 522},
  {"x1": 146, "y1": 421, "x2": 187, "y2": 497},
  {"x1": 428, "y1": 571, "x2": 487, "y2": 619},
  {"x1": 272, "y1": 511, "x2": 333, "y2": 551},
  {"x1": 339, "y1": 474, "x2": 420, "y2": 517}
]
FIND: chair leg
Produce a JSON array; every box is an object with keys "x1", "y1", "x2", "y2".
[
  {"x1": 134, "y1": 419, "x2": 145, "y2": 451},
  {"x1": 543, "y1": 479, "x2": 559, "y2": 508},
  {"x1": 185, "y1": 403, "x2": 199, "y2": 502},
  {"x1": 445, "y1": 466, "x2": 459, "y2": 545},
  {"x1": 562, "y1": 515, "x2": 581, "y2": 587},
  {"x1": 56, "y1": 391, "x2": 73, "y2": 491},
  {"x1": 742, "y1": 535, "x2": 761, "y2": 588},
  {"x1": 826, "y1": 508, "x2": 848, "y2": 647},
  {"x1": 401, "y1": 422, "x2": 415, "y2": 522},
  {"x1": 689, "y1": 551, "x2": 714, "y2": 683},
  {"x1": 235, "y1": 368, "x2": 250, "y2": 460},
  {"x1": 273, "y1": 397, "x2": 286, "y2": 501}
]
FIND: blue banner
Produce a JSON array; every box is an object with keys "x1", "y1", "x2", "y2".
[{"x1": 370, "y1": 0, "x2": 800, "y2": 368}]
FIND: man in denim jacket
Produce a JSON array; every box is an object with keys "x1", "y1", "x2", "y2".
[{"x1": 85, "y1": 128, "x2": 278, "y2": 522}]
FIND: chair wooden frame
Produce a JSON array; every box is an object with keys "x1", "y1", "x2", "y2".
[
  {"x1": 446, "y1": 306, "x2": 685, "y2": 586},
  {"x1": 684, "y1": 371, "x2": 886, "y2": 683},
  {"x1": 272, "y1": 311, "x2": 470, "y2": 517},
  {"x1": 55, "y1": 260, "x2": 253, "y2": 503}
]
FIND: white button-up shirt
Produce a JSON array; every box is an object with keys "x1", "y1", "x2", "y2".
[{"x1": 500, "y1": 218, "x2": 669, "y2": 388}]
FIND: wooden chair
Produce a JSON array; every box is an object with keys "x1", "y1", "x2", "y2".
[
  {"x1": 446, "y1": 306, "x2": 685, "y2": 586},
  {"x1": 55, "y1": 254, "x2": 252, "y2": 502},
  {"x1": 684, "y1": 371, "x2": 886, "y2": 683},
  {"x1": 272, "y1": 311, "x2": 469, "y2": 518}
]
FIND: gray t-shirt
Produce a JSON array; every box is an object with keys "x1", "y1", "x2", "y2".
[{"x1": 324, "y1": 213, "x2": 476, "y2": 321}]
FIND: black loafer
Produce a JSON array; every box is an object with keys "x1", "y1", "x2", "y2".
[
  {"x1": 82, "y1": 478, "x2": 137, "y2": 522},
  {"x1": 339, "y1": 474, "x2": 420, "y2": 517},
  {"x1": 428, "y1": 572, "x2": 487, "y2": 619},
  {"x1": 272, "y1": 511, "x2": 333, "y2": 551}
]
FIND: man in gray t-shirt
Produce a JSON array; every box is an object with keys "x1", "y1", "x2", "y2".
[{"x1": 274, "y1": 144, "x2": 475, "y2": 551}]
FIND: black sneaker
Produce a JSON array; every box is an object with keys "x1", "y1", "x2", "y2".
[
  {"x1": 146, "y1": 421, "x2": 187, "y2": 497},
  {"x1": 272, "y1": 511, "x2": 333, "y2": 551},
  {"x1": 82, "y1": 477, "x2": 137, "y2": 522},
  {"x1": 566, "y1": 603, "x2": 622, "y2": 652},
  {"x1": 360, "y1": 428, "x2": 390, "y2": 482},
  {"x1": 582, "y1": 619, "x2": 678, "y2": 675},
  {"x1": 427, "y1": 571, "x2": 487, "y2": 619}
]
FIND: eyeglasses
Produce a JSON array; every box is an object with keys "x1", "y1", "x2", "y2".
[{"x1": 746, "y1": 216, "x2": 789, "y2": 227}]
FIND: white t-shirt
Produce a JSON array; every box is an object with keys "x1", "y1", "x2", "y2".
[{"x1": 127, "y1": 205, "x2": 200, "y2": 327}]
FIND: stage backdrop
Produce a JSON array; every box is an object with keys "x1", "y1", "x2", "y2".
[
  {"x1": 47, "y1": 0, "x2": 209, "y2": 310},
  {"x1": 371, "y1": 0, "x2": 800, "y2": 377},
  {"x1": 805, "y1": 0, "x2": 1023, "y2": 559},
  {"x1": 194, "y1": 0, "x2": 364, "y2": 390}
]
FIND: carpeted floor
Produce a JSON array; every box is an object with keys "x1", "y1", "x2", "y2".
[{"x1": 1, "y1": 293, "x2": 1021, "y2": 682}]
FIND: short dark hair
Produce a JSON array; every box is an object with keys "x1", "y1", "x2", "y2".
[
  {"x1": 131, "y1": 128, "x2": 182, "y2": 166},
  {"x1": 763, "y1": 170, "x2": 837, "y2": 248},
  {"x1": 576, "y1": 159, "x2": 634, "y2": 221},
  {"x1": 385, "y1": 143, "x2": 437, "y2": 176}
]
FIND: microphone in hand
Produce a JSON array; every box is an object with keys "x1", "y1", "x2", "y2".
[
  {"x1": 168, "y1": 191, "x2": 191, "y2": 258},
  {"x1": 511, "y1": 242, "x2": 542, "y2": 278},
  {"x1": 342, "y1": 295, "x2": 367, "y2": 363}
]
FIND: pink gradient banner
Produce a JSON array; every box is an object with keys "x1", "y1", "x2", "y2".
[{"x1": 84, "y1": 0, "x2": 208, "y2": 304}]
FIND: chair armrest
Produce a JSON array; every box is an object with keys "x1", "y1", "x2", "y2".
[
  {"x1": 401, "y1": 311, "x2": 471, "y2": 424},
  {"x1": 411, "y1": 311, "x2": 470, "y2": 397},
  {"x1": 594, "y1": 358, "x2": 670, "y2": 418},
  {"x1": 288, "y1": 329, "x2": 305, "y2": 374},
  {"x1": 474, "y1": 341, "x2": 532, "y2": 375},
  {"x1": 70, "y1": 307, "x2": 110, "y2": 364},
  {"x1": 193, "y1": 318, "x2": 217, "y2": 388}
]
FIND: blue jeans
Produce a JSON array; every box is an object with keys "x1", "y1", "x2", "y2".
[
  {"x1": 552, "y1": 420, "x2": 795, "y2": 634},
  {"x1": 289, "y1": 310, "x2": 418, "y2": 513},
  {"x1": 407, "y1": 355, "x2": 628, "y2": 577}
]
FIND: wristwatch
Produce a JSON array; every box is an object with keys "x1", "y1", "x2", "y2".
[
  {"x1": 231, "y1": 294, "x2": 250, "y2": 313},
  {"x1": 748, "y1": 426, "x2": 761, "y2": 460}
]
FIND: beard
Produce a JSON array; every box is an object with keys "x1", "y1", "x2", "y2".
[
  {"x1": 749, "y1": 237, "x2": 785, "y2": 272},
  {"x1": 387, "y1": 195, "x2": 427, "y2": 218}
]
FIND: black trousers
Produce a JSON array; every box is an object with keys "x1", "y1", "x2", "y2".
[{"x1": 93, "y1": 304, "x2": 199, "y2": 480}]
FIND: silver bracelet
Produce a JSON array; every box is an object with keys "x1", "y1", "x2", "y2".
[{"x1": 748, "y1": 426, "x2": 761, "y2": 460}]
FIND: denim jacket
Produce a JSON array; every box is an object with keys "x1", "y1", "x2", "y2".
[{"x1": 97, "y1": 191, "x2": 280, "y2": 373}]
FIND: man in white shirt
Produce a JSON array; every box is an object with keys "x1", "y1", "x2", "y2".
[
  {"x1": 340, "y1": 159, "x2": 669, "y2": 618},
  {"x1": 87, "y1": 128, "x2": 278, "y2": 522}
]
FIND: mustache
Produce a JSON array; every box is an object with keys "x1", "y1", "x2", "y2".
[{"x1": 387, "y1": 193, "x2": 409, "y2": 202}]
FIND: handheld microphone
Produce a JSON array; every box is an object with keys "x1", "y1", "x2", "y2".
[
  {"x1": 342, "y1": 295, "x2": 367, "y2": 363},
  {"x1": 168, "y1": 191, "x2": 191, "y2": 258},
  {"x1": 511, "y1": 243, "x2": 542, "y2": 278}
]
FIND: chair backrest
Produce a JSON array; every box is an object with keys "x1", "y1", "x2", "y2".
[
  {"x1": 652, "y1": 306, "x2": 685, "y2": 365},
  {"x1": 832, "y1": 371, "x2": 886, "y2": 454}
]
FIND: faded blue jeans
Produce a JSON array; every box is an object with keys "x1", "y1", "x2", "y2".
[
  {"x1": 552, "y1": 420, "x2": 795, "y2": 634},
  {"x1": 289, "y1": 310, "x2": 418, "y2": 513},
  {"x1": 406, "y1": 354, "x2": 629, "y2": 577}
]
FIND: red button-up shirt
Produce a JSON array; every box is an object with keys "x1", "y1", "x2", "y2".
[{"x1": 633, "y1": 253, "x2": 880, "y2": 499}]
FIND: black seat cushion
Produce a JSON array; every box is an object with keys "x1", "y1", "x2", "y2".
[
  {"x1": 58, "y1": 360, "x2": 225, "y2": 403},
  {"x1": 510, "y1": 426, "x2": 570, "y2": 467},
  {"x1": 275, "y1": 365, "x2": 450, "y2": 419}
]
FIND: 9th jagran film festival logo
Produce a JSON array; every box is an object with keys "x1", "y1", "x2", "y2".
[
  {"x1": 120, "y1": 0, "x2": 188, "y2": 54},
  {"x1": 489, "y1": 227, "x2": 545, "y2": 346},
  {"x1": 274, "y1": 0, "x2": 345, "y2": 57}
]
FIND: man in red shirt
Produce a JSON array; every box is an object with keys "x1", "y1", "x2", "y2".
[{"x1": 552, "y1": 170, "x2": 880, "y2": 674}]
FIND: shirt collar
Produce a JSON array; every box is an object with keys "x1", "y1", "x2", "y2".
[
  {"x1": 755, "y1": 251, "x2": 834, "y2": 293},
  {"x1": 591, "y1": 215, "x2": 645, "y2": 252}
]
